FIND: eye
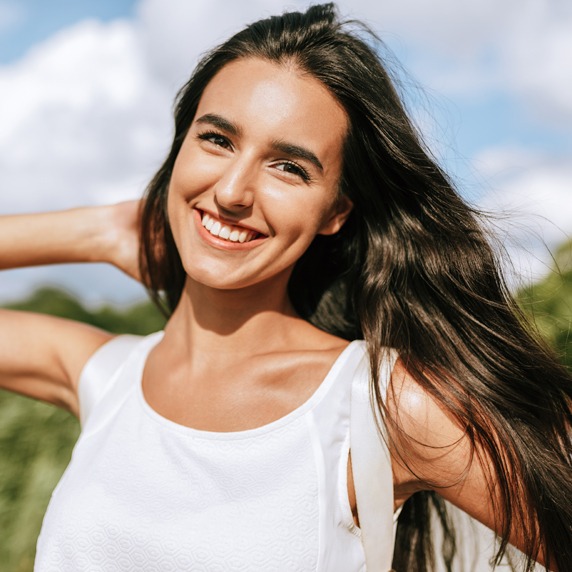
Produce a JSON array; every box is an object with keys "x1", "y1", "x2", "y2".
[
  {"x1": 274, "y1": 161, "x2": 311, "y2": 183},
  {"x1": 197, "y1": 131, "x2": 232, "y2": 150}
]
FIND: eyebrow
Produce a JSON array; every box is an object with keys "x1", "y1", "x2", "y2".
[
  {"x1": 195, "y1": 113, "x2": 324, "y2": 173},
  {"x1": 195, "y1": 113, "x2": 242, "y2": 136},
  {"x1": 270, "y1": 140, "x2": 324, "y2": 173}
]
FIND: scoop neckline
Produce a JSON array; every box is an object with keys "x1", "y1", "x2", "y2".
[{"x1": 135, "y1": 332, "x2": 363, "y2": 440}]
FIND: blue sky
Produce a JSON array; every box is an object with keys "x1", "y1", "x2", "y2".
[
  {"x1": 0, "y1": 0, "x2": 571, "y2": 304},
  {"x1": 0, "y1": 0, "x2": 136, "y2": 64},
  {"x1": 0, "y1": 0, "x2": 137, "y2": 62}
]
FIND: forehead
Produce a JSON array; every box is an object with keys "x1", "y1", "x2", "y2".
[{"x1": 194, "y1": 58, "x2": 348, "y2": 164}]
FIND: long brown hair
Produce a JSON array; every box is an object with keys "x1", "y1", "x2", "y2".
[{"x1": 140, "y1": 4, "x2": 572, "y2": 570}]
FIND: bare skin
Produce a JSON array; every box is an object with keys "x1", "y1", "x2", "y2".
[{"x1": 0, "y1": 58, "x2": 554, "y2": 569}]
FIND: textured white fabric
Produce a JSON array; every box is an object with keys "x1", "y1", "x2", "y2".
[
  {"x1": 350, "y1": 347, "x2": 398, "y2": 571},
  {"x1": 35, "y1": 332, "x2": 394, "y2": 571}
]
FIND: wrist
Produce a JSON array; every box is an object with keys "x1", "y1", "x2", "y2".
[
  {"x1": 65, "y1": 205, "x2": 114, "y2": 265},
  {"x1": 88, "y1": 205, "x2": 120, "y2": 264},
  {"x1": 92, "y1": 200, "x2": 142, "y2": 279}
]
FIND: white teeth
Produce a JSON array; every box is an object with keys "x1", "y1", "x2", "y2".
[
  {"x1": 200, "y1": 211, "x2": 259, "y2": 244},
  {"x1": 210, "y1": 221, "x2": 221, "y2": 236}
]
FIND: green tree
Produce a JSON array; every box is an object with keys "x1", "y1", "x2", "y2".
[{"x1": 516, "y1": 239, "x2": 572, "y2": 370}]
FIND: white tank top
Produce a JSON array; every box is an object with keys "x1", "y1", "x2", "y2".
[{"x1": 35, "y1": 332, "x2": 392, "y2": 571}]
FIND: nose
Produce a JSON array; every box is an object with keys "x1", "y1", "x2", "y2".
[{"x1": 213, "y1": 158, "x2": 256, "y2": 213}]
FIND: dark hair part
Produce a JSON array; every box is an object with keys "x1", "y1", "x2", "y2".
[{"x1": 140, "y1": 4, "x2": 572, "y2": 570}]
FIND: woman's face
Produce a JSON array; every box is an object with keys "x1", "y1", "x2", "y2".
[{"x1": 167, "y1": 57, "x2": 351, "y2": 292}]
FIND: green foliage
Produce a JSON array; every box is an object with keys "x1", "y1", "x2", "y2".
[
  {"x1": 5, "y1": 286, "x2": 166, "y2": 335},
  {"x1": 0, "y1": 288, "x2": 165, "y2": 571},
  {"x1": 0, "y1": 393, "x2": 80, "y2": 572},
  {"x1": 516, "y1": 239, "x2": 572, "y2": 369}
]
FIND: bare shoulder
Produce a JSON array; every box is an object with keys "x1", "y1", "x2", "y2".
[
  {"x1": 386, "y1": 359, "x2": 474, "y2": 489},
  {"x1": 386, "y1": 359, "x2": 504, "y2": 535},
  {"x1": 0, "y1": 308, "x2": 113, "y2": 415}
]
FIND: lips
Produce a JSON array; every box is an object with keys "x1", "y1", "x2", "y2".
[{"x1": 200, "y1": 211, "x2": 264, "y2": 244}]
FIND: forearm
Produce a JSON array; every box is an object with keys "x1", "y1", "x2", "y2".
[{"x1": 0, "y1": 206, "x2": 112, "y2": 270}]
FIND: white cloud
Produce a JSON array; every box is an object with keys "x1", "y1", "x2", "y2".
[
  {"x1": 336, "y1": 0, "x2": 572, "y2": 126},
  {"x1": 340, "y1": 0, "x2": 511, "y2": 55},
  {"x1": 135, "y1": 0, "x2": 307, "y2": 90},
  {"x1": 0, "y1": 18, "x2": 173, "y2": 214},
  {"x1": 502, "y1": 2, "x2": 572, "y2": 125},
  {"x1": 135, "y1": 0, "x2": 572, "y2": 126},
  {"x1": 476, "y1": 146, "x2": 572, "y2": 283}
]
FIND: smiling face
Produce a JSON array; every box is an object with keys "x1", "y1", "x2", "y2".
[{"x1": 167, "y1": 57, "x2": 351, "y2": 293}]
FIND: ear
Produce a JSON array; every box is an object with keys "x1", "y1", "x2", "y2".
[{"x1": 318, "y1": 194, "x2": 354, "y2": 236}]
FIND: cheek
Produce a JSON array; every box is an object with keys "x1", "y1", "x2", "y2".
[
  {"x1": 165, "y1": 190, "x2": 184, "y2": 260},
  {"x1": 266, "y1": 199, "x2": 330, "y2": 243},
  {"x1": 169, "y1": 152, "x2": 216, "y2": 201},
  {"x1": 285, "y1": 193, "x2": 338, "y2": 233}
]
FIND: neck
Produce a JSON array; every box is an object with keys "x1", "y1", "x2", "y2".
[{"x1": 163, "y1": 273, "x2": 302, "y2": 359}]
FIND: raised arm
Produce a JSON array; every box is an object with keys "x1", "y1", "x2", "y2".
[
  {"x1": 0, "y1": 201, "x2": 141, "y2": 278},
  {"x1": 0, "y1": 201, "x2": 141, "y2": 415}
]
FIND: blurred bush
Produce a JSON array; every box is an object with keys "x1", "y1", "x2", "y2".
[
  {"x1": 516, "y1": 239, "x2": 572, "y2": 370},
  {"x1": 0, "y1": 287, "x2": 165, "y2": 571}
]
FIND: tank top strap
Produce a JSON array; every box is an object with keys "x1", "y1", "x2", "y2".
[
  {"x1": 78, "y1": 332, "x2": 162, "y2": 425},
  {"x1": 348, "y1": 345, "x2": 398, "y2": 572}
]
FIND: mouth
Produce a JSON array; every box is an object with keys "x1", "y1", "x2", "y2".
[{"x1": 199, "y1": 211, "x2": 266, "y2": 244}]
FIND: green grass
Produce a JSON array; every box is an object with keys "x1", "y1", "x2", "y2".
[{"x1": 0, "y1": 393, "x2": 79, "y2": 571}]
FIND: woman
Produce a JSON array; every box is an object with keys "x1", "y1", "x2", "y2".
[{"x1": 1, "y1": 3, "x2": 570, "y2": 571}]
